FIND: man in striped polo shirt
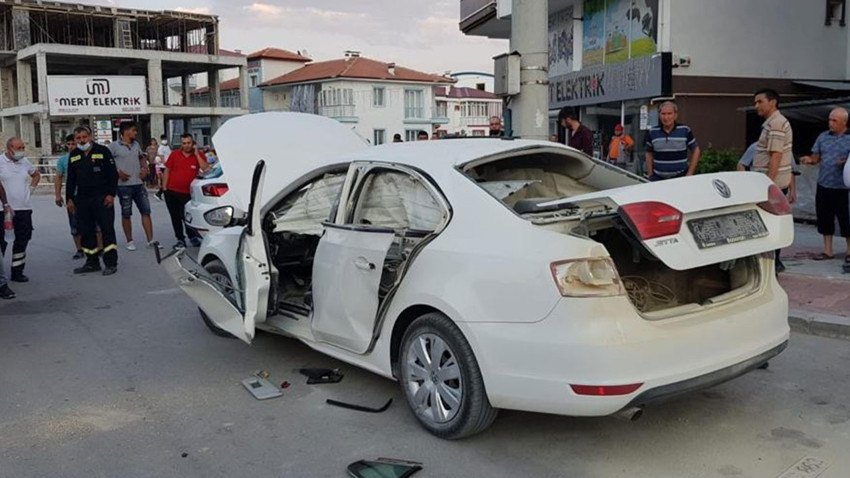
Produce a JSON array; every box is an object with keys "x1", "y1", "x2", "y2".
[
  {"x1": 752, "y1": 89, "x2": 794, "y2": 192},
  {"x1": 645, "y1": 102, "x2": 701, "y2": 181},
  {"x1": 753, "y1": 88, "x2": 795, "y2": 273}
]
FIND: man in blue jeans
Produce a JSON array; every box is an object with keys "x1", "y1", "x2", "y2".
[{"x1": 109, "y1": 121, "x2": 158, "y2": 251}]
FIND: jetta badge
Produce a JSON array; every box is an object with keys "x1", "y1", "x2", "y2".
[{"x1": 713, "y1": 179, "x2": 731, "y2": 198}]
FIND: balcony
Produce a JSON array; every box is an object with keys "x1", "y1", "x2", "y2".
[
  {"x1": 460, "y1": 116, "x2": 491, "y2": 128},
  {"x1": 459, "y1": 0, "x2": 507, "y2": 38},
  {"x1": 320, "y1": 105, "x2": 357, "y2": 122}
]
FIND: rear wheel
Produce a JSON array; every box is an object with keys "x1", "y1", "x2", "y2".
[
  {"x1": 198, "y1": 259, "x2": 236, "y2": 339},
  {"x1": 399, "y1": 312, "x2": 498, "y2": 439}
]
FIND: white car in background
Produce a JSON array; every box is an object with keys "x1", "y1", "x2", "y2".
[
  {"x1": 163, "y1": 112, "x2": 794, "y2": 439},
  {"x1": 183, "y1": 163, "x2": 231, "y2": 236}
]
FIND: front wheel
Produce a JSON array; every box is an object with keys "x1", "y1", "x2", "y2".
[
  {"x1": 198, "y1": 259, "x2": 236, "y2": 339},
  {"x1": 399, "y1": 312, "x2": 498, "y2": 439}
]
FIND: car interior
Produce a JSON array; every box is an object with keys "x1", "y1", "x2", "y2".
[{"x1": 265, "y1": 167, "x2": 445, "y2": 320}]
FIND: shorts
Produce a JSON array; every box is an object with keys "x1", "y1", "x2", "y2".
[
  {"x1": 815, "y1": 185, "x2": 850, "y2": 237},
  {"x1": 117, "y1": 184, "x2": 152, "y2": 218}
]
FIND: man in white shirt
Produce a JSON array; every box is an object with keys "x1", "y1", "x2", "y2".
[{"x1": 0, "y1": 137, "x2": 41, "y2": 282}]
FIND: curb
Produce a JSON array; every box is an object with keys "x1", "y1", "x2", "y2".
[{"x1": 789, "y1": 309, "x2": 850, "y2": 341}]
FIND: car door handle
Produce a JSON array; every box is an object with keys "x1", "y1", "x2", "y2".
[{"x1": 354, "y1": 256, "x2": 376, "y2": 271}]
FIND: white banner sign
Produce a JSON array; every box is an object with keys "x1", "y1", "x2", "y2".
[{"x1": 47, "y1": 76, "x2": 148, "y2": 116}]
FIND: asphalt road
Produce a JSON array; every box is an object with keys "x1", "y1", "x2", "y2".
[{"x1": 1, "y1": 196, "x2": 849, "y2": 478}]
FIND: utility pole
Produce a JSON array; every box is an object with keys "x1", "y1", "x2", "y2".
[{"x1": 510, "y1": 0, "x2": 549, "y2": 140}]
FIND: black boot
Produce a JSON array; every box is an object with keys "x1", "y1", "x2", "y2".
[{"x1": 74, "y1": 262, "x2": 102, "y2": 274}]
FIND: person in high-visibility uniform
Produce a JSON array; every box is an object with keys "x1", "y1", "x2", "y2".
[{"x1": 65, "y1": 126, "x2": 119, "y2": 276}]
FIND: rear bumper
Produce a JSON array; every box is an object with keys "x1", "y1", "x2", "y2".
[
  {"x1": 456, "y1": 260, "x2": 790, "y2": 417},
  {"x1": 623, "y1": 339, "x2": 787, "y2": 409}
]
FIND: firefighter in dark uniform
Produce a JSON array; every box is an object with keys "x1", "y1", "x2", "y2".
[{"x1": 66, "y1": 126, "x2": 119, "y2": 276}]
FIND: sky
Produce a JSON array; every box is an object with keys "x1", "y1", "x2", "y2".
[{"x1": 79, "y1": 0, "x2": 508, "y2": 75}]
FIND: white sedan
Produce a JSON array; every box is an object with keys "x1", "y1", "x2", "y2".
[
  {"x1": 183, "y1": 164, "x2": 230, "y2": 236},
  {"x1": 163, "y1": 112, "x2": 793, "y2": 439}
]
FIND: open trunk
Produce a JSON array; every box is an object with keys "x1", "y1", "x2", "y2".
[
  {"x1": 579, "y1": 217, "x2": 762, "y2": 318},
  {"x1": 462, "y1": 146, "x2": 791, "y2": 317}
]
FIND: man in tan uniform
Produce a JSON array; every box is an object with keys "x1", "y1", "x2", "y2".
[{"x1": 752, "y1": 88, "x2": 794, "y2": 273}]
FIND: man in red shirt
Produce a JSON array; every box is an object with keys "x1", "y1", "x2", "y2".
[{"x1": 163, "y1": 134, "x2": 210, "y2": 249}]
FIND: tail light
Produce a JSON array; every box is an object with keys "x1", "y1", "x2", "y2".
[
  {"x1": 550, "y1": 258, "x2": 624, "y2": 297},
  {"x1": 757, "y1": 184, "x2": 791, "y2": 216},
  {"x1": 619, "y1": 201, "x2": 683, "y2": 240},
  {"x1": 201, "y1": 183, "x2": 229, "y2": 197},
  {"x1": 570, "y1": 383, "x2": 643, "y2": 396}
]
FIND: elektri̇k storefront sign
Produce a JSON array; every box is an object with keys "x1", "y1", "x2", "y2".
[
  {"x1": 549, "y1": 53, "x2": 671, "y2": 109},
  {"x1": 47, "y1": 76, "x2": 148, "y2": 116}
]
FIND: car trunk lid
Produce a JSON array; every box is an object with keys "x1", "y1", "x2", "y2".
[{"x1": 538, "y1": 172, "x2": 793, "y2": 270}]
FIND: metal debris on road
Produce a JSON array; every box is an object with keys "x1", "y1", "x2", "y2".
[
  {"x1": 327, "y1": 398, "x2": 392, "y2": 413},
  {"x1": 299, "y1": 368, "x2": 343, "y2": 384},
  {"x1": 241, "y1": 376, "x2": 282, "y2": 400}
]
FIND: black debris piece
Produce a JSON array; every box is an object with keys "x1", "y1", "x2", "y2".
[
  {"x1": 327, "y1": 398, "x2": 392, "y2": 413},
  {"x1": 299, "y1": 368, "x2": 343, "y2": 384},
  {"x1": 347, "y1": 458, "x2": 422, "y2": 478}
]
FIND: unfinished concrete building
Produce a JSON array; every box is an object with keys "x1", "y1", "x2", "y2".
[{"x1": 0, "y1": 0, "x2": 248, "y2": 156}]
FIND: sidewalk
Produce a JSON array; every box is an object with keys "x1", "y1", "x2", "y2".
[{"x1": 780, "y1": 221, "x2": 850, "y2": 340}]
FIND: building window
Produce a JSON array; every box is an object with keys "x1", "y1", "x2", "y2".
[
  {"x1": 250, "y1": 75, "x2": 258, "y2": 87},
  {"x1": 435, "y1": 101, "x2": 447, "y2": 118},
  {"x1": 373, "y1": 129, "x2": 386, "y2": 145},
  {"x1": 373, "y1": 87, "x2": 386, "y2": 107},
  {"x1": 472, "y1": 130, "x2": 485, "y2": 137},
  {"x1": 476, "y1": 82, "x2": 486, "y2": 91},
  {"x1": 826, "y1": 0, "x2": 846, "y2": 25},
  {"x1": 319, "y1": 87, "x2": 355, "y2": 117},
  {"x1": 404, "y1": 89, "x2": 424, "y2": 119},
  {"x1": 405, "y1": 130, "x2": 421, "y2": 142}
]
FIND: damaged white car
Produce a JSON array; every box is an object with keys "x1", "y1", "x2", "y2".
[{"x1": 162, "y1": 112, "x2": 793, "y2": 439}]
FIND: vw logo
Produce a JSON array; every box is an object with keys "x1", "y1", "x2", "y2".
[{"x1": 713, "y1": 179, "x2": 731, "y2": 198}]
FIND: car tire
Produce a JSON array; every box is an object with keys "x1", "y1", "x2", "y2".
[
  {"x1": 198, "y1": 259, "x2": 237, "y2": 339},
  {"x1": 399, "y1": 312, "x2": 498, "y2": 439}
]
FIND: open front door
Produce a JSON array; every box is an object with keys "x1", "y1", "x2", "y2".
[
  {"x1": 238, "y1": 160, "x2": 272, "y2": 341},
  {"x1": 161, "y1": 160, "x2": 272, "y2": 345}
]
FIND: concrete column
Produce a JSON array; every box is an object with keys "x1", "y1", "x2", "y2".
[
  {"x1": 207, "y1": 69, "x2": 219, "y2": 108},
  {"x1": 35, "y1": 52, "x2": 47, "y2": 104},
  {"x1": 18, "y1": 115, "x2": 35, "y2": 145},
  {"x1": 16, "y1": 60, "x2": 33, "y2": 106},
  {"x1": 147, "y1": 59, "x2": 164, "y2": 106},
  {"x1": 181, "y1": 74, "x2": 191, "y2": 106},
  {"x1": 510, "y1": 0, "x2": 549, "y2": 140},
  {"x1": 238, "y1": 66, "x2": 249, "y2": 110},
  {"x1": 210, "y1": 116, "x2": 223, "y2": 138},
  {"x1": 150, "y1": 114, "x2": 165, "y2": 142},
  {"x1": 38, "y1": 117, "x2": 51, "y2": 155},
  {"x1": 0, "y1": 66, "x2": 14, "y2": 110},
  {"x1": 2, "y1": 117, "x2": 17, "y2": 135}
]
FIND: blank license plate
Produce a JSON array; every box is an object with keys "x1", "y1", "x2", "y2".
[{"x1": 687, "y1": 210, "x2": 768, "y2": 249}]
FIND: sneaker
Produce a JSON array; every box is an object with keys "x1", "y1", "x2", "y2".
[
  {"x1": 102, "y1": 266, "x2": 117, "y2": 276},
  {"x1": 74, "y1": 263, "x2": 102, "y2": 274},
  {"x1": 172, "y1": 240, "x2": 186, "y2": 250},
  {"x1": 155, "y1": 190, "x2": 164, "y2": 201},
  {"x1": 126, "y1": 241, "x2": 137, "y2": 251},
  {"x1": 147, "y1": 241, "x2": 163, "y2": 249},
  {"x1": 72, "y1": 250, "x2": 85, "y2": 260},
  {"x1": 0, "y1": 284, "x2": 15, "y2": 299},
  {"x1": 11, "y1": 274, "x2": 29, "y2": 283}
]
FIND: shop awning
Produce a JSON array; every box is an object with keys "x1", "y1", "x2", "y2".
[
  {"x1": 738, "y1": 95, "x2": 850, "y2": 123},
  {"x1": 792, "y1": 80, "x2": 850, "y2": 90}
]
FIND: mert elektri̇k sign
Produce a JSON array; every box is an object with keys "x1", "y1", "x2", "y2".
[{"x1": 47, "y1": 76, "x2": 148, "y2": 116}]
